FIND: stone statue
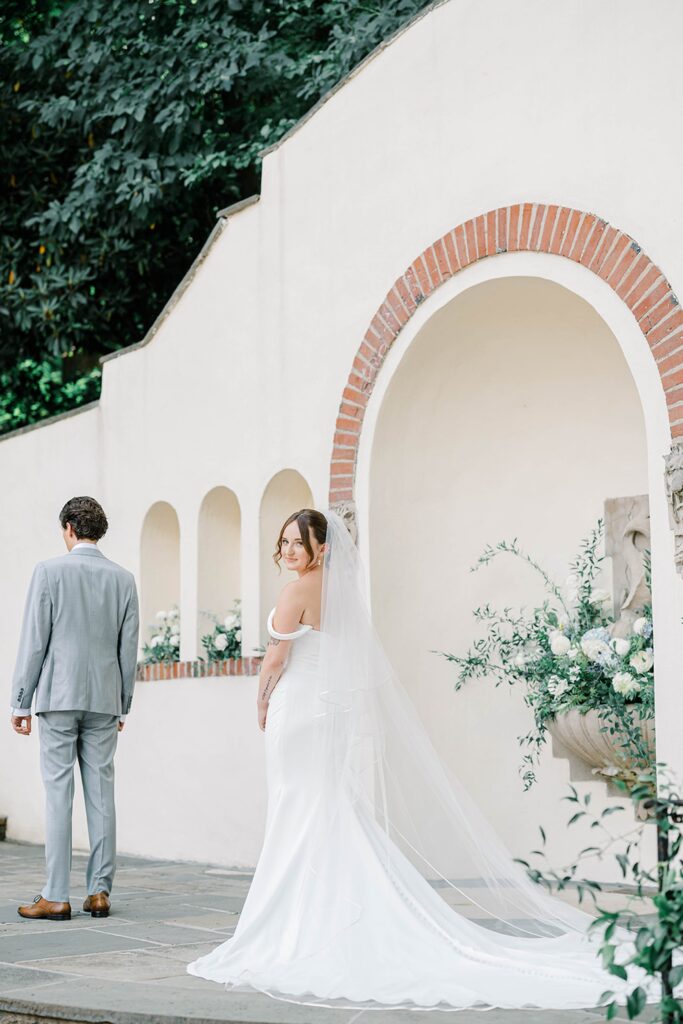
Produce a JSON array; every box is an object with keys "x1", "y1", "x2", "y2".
[
  {"x1": 330, "y1": 500, "x2": 358, "y2": 546},
  {"x1": 664, "y1": 441, "x2": 683, "y2": 575},
  {"x1": 604, "y1": 495, "x2": 651, "y2": 639}
]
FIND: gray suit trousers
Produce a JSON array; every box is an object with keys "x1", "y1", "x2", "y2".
[{"x1": 38, "y1": 711, "x2": 119, "y2": 903}]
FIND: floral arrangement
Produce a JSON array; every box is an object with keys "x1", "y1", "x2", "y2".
[
  {"x1": 142, "y1": 606, "x2": 180, "y2": 664},
  {"x1": 433, "y1": 520, "x2": 654, "y2": 789},
  {"x1": 200, "y1": 598, "x2": 242, "y2": 662}
]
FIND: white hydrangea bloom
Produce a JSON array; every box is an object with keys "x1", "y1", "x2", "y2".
[{"x1": 580, "y1": 637, "x2": 612, "y2": 662}]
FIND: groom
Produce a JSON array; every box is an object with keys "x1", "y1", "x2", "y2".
[{"x1": 10, "y1": 496, "x2": 139, "y2": 921}]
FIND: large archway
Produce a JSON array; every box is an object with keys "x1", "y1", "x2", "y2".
[
  {"x1": 329, "y1": 203, "x2": 682, "y2": 509},
  {"x1": 365, "y1": 274, "x2": 650, "y2": 856},
  {"x1": 333, "y1": 211, "x2": 683, "y2": 807}
]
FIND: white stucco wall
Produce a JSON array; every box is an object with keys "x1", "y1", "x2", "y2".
[{"x1": 1, "y1": 0, "x2": 681, "y2": 869}]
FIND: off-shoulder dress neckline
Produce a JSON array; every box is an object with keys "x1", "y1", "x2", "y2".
[{"x1": 267, "y1": 606, "x2": 322, "y2": 639}]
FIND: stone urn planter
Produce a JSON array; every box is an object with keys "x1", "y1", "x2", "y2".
[{"x1": 547, "y1": 706, "x2": 655, "y2": 810}]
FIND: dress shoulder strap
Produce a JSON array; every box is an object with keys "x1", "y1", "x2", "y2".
[{"x1": 267, "y1": 607, "x2": 313, "y2": 640}]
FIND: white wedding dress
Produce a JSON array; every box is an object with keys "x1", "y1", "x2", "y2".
[{"x1": 187, "y1": 597, "x2": 669, "y2": 1011}]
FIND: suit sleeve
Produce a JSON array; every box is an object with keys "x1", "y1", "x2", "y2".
[
  {"x1": 11, "y1": 563, "x2": 52, "y2": 711},
  {"x1": 118, "y1": 578, "x2": 140, "y2": 715}
]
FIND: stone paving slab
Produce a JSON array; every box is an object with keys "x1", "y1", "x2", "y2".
[{"x1": 0, "y1": 841, "x2": 659, "y2": 1024}]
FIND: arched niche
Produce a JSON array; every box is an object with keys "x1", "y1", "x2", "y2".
[
  {"x1": 140, "y1": 501, "x2": 181, "y2": 646},
  {"x1": 367, "y1": 276, "x2": 649, "y2": 850},
  {"x1": 197, "y1": 487, "x2": 241, "y2": 647},
  {"x1": 259, "y1": 470, "x2": 314, "y2": 643}
]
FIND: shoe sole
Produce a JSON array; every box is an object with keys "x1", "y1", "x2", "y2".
[
  {"x1": 18, "y1": 912, "x2": 71, "y2": 921},
  {"x1": 89, "y1": 909, "x2": 109, "y2": 917}
]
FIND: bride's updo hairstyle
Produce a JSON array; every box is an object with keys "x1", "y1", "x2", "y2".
[{"x1": 273, "y1": 508, "x2": 327, "y2": 574}]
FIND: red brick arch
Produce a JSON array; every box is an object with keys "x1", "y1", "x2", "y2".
[{"x1": 329, "y1": 202, "x2": 683, "y2": 505}]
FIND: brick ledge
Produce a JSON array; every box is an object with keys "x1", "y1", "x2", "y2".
[{"x1": 136, "y1": 656, "x2": 263, "y2": 681}]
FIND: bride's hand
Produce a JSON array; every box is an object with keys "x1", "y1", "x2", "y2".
[{"x1": 257, "y1": 699, "x2": 268, "y2": 731}]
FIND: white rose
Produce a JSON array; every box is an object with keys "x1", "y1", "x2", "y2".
[
  {"x1": 611, "y1": 637, "x2": 630, "y2": 657},
  {"x1": 612, "y1": 672, "x2": 641, "y2": 696},
  {"x1": 170, "y1": 634, "x2": 180, "y2": 647},
  {"x1": 155, "y1": 611, "x2": 167, "y2": 622},
  {"x1": 550, "y1": 633, "x2": 571, "y2": 656},
  {"x1": 632, "y1": 617, "x2": 649, "y2": 636},
  {"x1": 629, "y1": 649, "x2": 654, "y2": 673},
  {"x1": 214, "y1": 633, "x2": 228, "y2": 651},
  {"x1": 151, "y1": 635, "x2": 162, "y2": 647},
  {"x1": 235, "y1": 629, "x2": 242, "y2": 641},
  {"x1": 589, "y1": 588, "x2": 611, "y2": 604},
  {"x1": 224, "y1": 614, "x2": 238, "y2": 630}
]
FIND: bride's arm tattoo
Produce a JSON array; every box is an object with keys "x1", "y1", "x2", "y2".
[
  {"x1": 261, "y1": 672, "x2": 276, "y2": 701},
  {"x1": 259, "y1": 642, "x2": 288, "y2": 703}
]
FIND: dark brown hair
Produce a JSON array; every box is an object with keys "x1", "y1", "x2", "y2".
[
  {"x1": 273, "y1": 508, "x2": 327, "y2": 574},
  {"x1": 59, "y1": 496, "x2": 109, "y2": 541}
]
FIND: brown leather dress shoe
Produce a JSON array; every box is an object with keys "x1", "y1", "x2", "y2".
[
  {"x1": 83, "y1": 891, "x2": 110, "y2": 917},
  {"x1": 18, "y1": 895, "x2": 71, "y2": 921}
]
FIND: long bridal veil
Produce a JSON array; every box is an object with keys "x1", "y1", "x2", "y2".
[{"x1": 310, "y1": 507, "x2": 603, "y2": 942}]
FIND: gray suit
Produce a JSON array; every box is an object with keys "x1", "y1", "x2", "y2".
[{"x1": 11, "y1": 545, "x2": 139, "y2": 902}]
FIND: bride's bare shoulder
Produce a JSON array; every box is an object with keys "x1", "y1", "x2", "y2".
[{"x1": 272, "y1": 581, "x2": 307, "y2": 635}]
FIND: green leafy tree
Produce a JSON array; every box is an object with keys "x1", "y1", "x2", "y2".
[{"x1": 1, "y1": 0, "x2": 431, "y2": 432}]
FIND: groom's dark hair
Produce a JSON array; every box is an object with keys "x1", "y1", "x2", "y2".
[{"x1": 59, "y1": 496, "x2": 109, "y2": 541}]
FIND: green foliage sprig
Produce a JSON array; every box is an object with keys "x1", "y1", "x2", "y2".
[{"x1": 514, "y1": 765, "x2": 683, "y2": 1022}]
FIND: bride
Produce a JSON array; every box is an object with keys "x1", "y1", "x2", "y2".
[{"x1": 187, "y1": 506, "x2": 668, "y2": 1012}]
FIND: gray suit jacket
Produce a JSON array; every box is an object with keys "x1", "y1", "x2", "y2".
[{"x1": 11, "y1": 546, "x2": 140, "y2": 716}]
